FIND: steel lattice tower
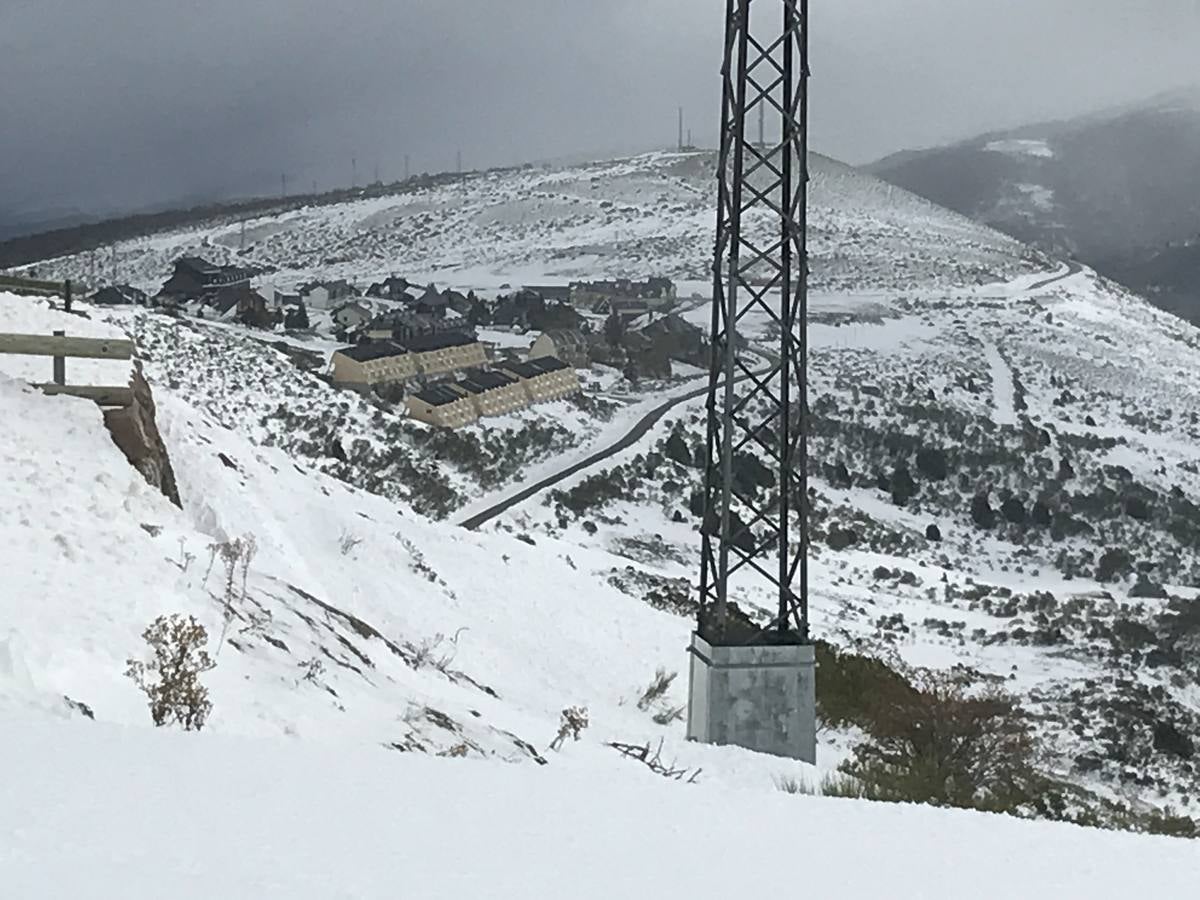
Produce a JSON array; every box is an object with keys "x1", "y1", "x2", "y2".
[{"x1": 698, "y1": 0, "x2": 810, "y2": 644}]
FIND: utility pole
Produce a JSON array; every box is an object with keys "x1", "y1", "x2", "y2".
[
  {"x1": 374, "y1": 162, "x2": 380, "y2": 185},
  {"x1": 240, "y1": 219, "x2": 246, "y2": 251},
  {"x1": 678, "y1": 106, "x2": 684, "y2": 152},
  {"x1": 687, "y1": 128, "x2": 693, "y2": 149},
  {"x1": 759, "y1": 101, "x2": 765, "y2": 148},
  {"x1": 352, "y1": 157, "x2": 357, "y2": 188}
]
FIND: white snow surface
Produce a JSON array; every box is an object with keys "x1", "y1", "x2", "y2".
[
  {"x1": 17, "y1": 151, "x2": 1037, "y2": 299},
  {"x1": 985, "y1": 138, "x2": 1055, "y2": 159},
  {"x1": 3, "y1": 714, "x2": 1196, "y2": 900}
]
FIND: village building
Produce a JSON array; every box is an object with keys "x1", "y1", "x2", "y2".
[
  {"x1": 453, "y1": 369, "x2": 527, "y2": 418},
  {"x1": 367, "y1": 276, "x2": 417, "y2": 301},
  {"x1": 332, "y1": 301, "x2": 372, "y2": 332},
  {"x1": 89, "y1": 284, "x2": 149, "y2": 306},
  {"x1": 639, "y1": 313, "x2": 709, "y2": 368},
  {"x1": 234, "y1": 286, "x2": 276, "y2": 328},
  {"x1": 406, "y1": 384, "x2": 479, "y2": 428},
  {"x1": 527, "y1": 329, "x2": 591, "y2": 368},
  {"x1": 300, "y1": 280, "x2": 357, "y2": 311},
  {"x1": 413, "y1": 286, "x2": 449, "y2": 318},
  {"x1": 521, "y1": 284, "x2": 573, "y2": 304},
  {"x1": 444, "y1": 289, "x2": 473, "y2": 316},
  {"x1": 330, "y1": 342, "x2": 416, "y2": 389},
  {"x1": 404, "y1": 331, "x2": 487, "y2": 377},
  {"x1": 569, "y1": 277, "x2": 676, "y2": 311},
  {"x1": 499, "y1": 356, "x2": 582, "y2": 404},
  {"x1": 157, "y1": 256, "x2": 254, "y2": 305},
  {"x1": 364, "y1": 310, "x2": 456, "y2": 343}
]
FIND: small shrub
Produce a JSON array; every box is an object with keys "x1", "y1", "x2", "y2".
[
  {"x1": 637, "y1": 669, "x2": 677, "y2": 711},
  {"x1": 549, "y1": 706, "x2": 590, "y2": 751},
  {"x1": 125, "y1": 614, "x2": 216, "y2": 731},
  {"x1": 652, "y1": 705, "x2": 685, "y2": 725}
]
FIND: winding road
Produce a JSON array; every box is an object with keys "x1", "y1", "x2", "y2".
[
  {"x1": 458, "y1": 378, "x2": 717, "y2": 530},
  {"x1": 460, "y1": 262, "x2": 1083, "y2": 531}
]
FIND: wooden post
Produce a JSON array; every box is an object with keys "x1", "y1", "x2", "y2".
[
  {"x1": 64, "y1": 279, "x2": 73, "y2": 313},
  {"x1": 52, "y1": 330, "x2": 65, "y2": 385}
]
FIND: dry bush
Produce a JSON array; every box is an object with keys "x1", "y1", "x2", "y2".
[
  {"x1": 609, "y1": 738, "x2": 701, "y2": 783},
  {"x1": 203, "y1": 534, "x2": 258, "y2": 653},
  {"x1": 125, "y1": 614, "x2": 216, "y2": 731},
  {"x1": 637, "y1": 668, "x2": 677, "y2": 711},
  {"x1": 775, "y1": 772, "x2": 868, "y2": 798},
  {"x1": 338, "y1": 530, "x2": 363, "y2": 556},
  {"x1": 652, "y1": 705, "x2": 686, "y2": 725},
  {"x1": 549, "y1": 706, "x2": 589, "y2": 751},
  {"x1": 841, "y1": 667, "x2": 1037, "y2": 810}
]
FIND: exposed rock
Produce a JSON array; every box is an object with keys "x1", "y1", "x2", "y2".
[
  {"x1": 925, "y1": 523, "x2": 943, "y2": 542},
  {"x1": 103, "y1": 364, "x2": 181, "y2": 507},
  {"x1": 63, "y1": 696, "x2": 94, "y2": 720}
]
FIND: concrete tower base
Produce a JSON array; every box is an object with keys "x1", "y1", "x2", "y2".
[{"x1": 686, "y1": 632, "x2": 816, "y2": 763}]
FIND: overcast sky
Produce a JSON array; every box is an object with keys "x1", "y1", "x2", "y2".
[{"x1": 1, "y1": 0, "x2": 1198, "y2": 223}]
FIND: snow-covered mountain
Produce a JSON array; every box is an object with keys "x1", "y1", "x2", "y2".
[
  {"x1": 868, "y1": 87, "x2": 1200, "y2": 321},
  {"x1": 18, "y1": 150, "x2": 1041, "y2": 297},
  {"x1": 3, "y1": 149, "x2": 1200, "y2": 891}
]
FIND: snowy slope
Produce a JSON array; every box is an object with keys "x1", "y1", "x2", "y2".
[
  {"x1": 4, "y1": 144, "x2": 1199, "y2": 854},
  {"x1": 17, "y1": 151, "x2": 1042, "y2": 297},
  {"x1": 497, "y1": 263, "x2": 1200, "y2": 816},
  {"x1": 4, "y1": 714, "x2": 1198, "y2": 900}
]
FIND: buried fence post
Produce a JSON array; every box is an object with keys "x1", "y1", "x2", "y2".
[
  {"x1": 64, "y1": 279, "x2": 73, "y2": 313},
  {"x1": 52, "y1": 330, "x2": 65, "y2": 385}
]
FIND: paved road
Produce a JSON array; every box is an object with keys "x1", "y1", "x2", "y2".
[
  {"x1": 459, "y1": 378, "x2": 716, "y2": 530},
  {"x1": 460, "y1": 263, "x2": 1082, "y2": 531},
  {"x1": 1028, "y1": 260, "x2": 1082, "y2": 291}
]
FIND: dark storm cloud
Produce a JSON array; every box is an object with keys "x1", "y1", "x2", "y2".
[{"x1": 1, "y1": 0, "x2": 1198, "y2": 223}]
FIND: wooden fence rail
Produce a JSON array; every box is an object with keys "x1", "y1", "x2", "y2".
[
  {"x1": 0, "y1": 329, "x2": 134, "y2": 407},
  {"x1": 0, "y1": 275, "x2": 76, "y2": 302}
]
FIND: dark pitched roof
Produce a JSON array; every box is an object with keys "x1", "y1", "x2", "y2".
[
  {"x1": 91, "y1": 284, "x2": 147, "y2": 305},
  {"x1": 401, "y1": 331, "x2": 477, "y2": 352},
  {"x1": 527, "y1": 355, "x2": 570, "y2": 374},
  {"x1": 336, "y1": 341, "x2": 407, "y2": 363},
  {"x1": 413, "y1": 385, "x2": 464, "y2": 407},
  {"x1": 499, "y1": 360, "x2": 541, "y2": 380},
  {"x1": 177, "y1": 256, "x2": 221, "y2": 277},
  {"x1": 456, "y1": 369, "x2": 517, "y2": 394}
]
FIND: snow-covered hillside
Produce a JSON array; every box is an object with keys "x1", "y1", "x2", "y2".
[
  {"x1": 18, "y1": 151, "x2": 1042, "y2": 297},
  {"x1": 4, "y1": 144, "x2": 1200, "y2": 889},
  {"x1": 4, "y1": 715, "x2": 1198, "y2": 899}
]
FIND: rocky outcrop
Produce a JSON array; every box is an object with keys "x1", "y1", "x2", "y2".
[{"x1": 103, "y1": 364, "x2": 181, "y2": 507}]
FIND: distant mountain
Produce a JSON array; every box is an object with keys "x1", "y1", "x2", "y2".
[{"x1": 867, "y1": 87, "x2": 1200, "y2": 322}]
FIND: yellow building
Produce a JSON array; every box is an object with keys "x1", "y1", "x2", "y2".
[
  {"x1": 405, "y1": 332, "x2": 488, "y2": 377},
  {"x1": 454, "y1": 369, "x2": 528, "y2": 418},
  {"x1": 499, "y1": 356, "x2": 582, "y2": 404},
  {"x1": 406, "y1": 384, "x2": 479, "y2": 428},
  {"x1": 330, "y1": 342, "x2": 416, "y2": 388}
]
